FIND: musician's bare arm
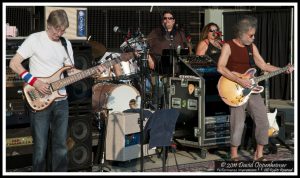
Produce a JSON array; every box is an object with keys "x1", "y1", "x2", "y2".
[
  {"x1": 252, "y1": 44, "x2": 280, "y2": 72},
  {"x1": 195, "y1": 40, "x2": 208, "y2": 56},
  {"x1": 217, "y1": 44, "x2": 235, "y2": 80},
  {"x1": 217, "y1": 43, "x2": 252, "y2": 88},
  {"x1": 147, "y1": 54, "x2": 155, "y2": 70},
  {"x1": 9, "y1": 53, "x2": 27, "y2": 75},
  {"x1": 10, "y1": 53, "x2": 51, "y2": 95}
]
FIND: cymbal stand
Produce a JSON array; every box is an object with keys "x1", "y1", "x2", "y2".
[{"x1": 94, "y1": 110, "x2": 111, "y2": 172}]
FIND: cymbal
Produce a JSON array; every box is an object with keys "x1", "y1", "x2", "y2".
[{"x1": 87, "y1": 40, "x2": 107, "y2": 59}]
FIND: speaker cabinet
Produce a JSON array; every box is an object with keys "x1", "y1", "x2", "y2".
[
  {"x1": 6, "y1": 99, "x2": 30, "y2": 128},
  {"x1": 67, "y1": 115, "x2": 93, "y2": 171},
  {"x1": 105, "y1": 112, "x2": 155, "y2": 161},
  {"x1": 67, "y1": 99, "x2": 93, "y2": 171},
  {"x1": 6, "y1": 99, "x2": 93, "y2": 171},
  {"x1": 67, "y1": 43, "x2": 93, "y2": 102}
]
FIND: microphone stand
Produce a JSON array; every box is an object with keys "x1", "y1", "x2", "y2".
[
  {"x1": 138, "y1": 32, "x2": 148, "y2": 172},
  {"x1": 161, "y1": 24, "x2": 177, "y2": 172},
  {"x1": 163, "y1": 24, "x2": 176, "y2": 77},
  {"x1": 170, "y1": 34, "x2": 175, "y2": 78}
]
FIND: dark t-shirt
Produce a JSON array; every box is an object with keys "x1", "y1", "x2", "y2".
[{"x1": 147, "y1": 27, "x2": 188, "y2": 75}]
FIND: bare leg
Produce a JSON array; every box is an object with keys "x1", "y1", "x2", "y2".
[
  {"x1": 231, "y1": 146, "x2": 239, "y2": 158},
  {"x1": 254, "y1": 144, "x2": 264, "y2": 160}
]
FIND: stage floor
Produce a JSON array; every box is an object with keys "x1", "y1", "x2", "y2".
[{"x1": 5, "y1": 99, "x2": 295, "y2": 174}]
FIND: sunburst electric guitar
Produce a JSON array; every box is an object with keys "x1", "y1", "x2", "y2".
[
  {"x1": 23, "y1": 56, "x2": 122, "y2": 111},
  {"x1": 217, "y1": 66, "x2": 289, "y2": 107}
]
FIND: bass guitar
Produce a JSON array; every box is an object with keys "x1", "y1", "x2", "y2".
[
  {"x1": 23, "y1": 56, "x2": 122, "y2": 111},
  {"x1": 217, "y1": 66, "x2": 289, "y2": 107}
]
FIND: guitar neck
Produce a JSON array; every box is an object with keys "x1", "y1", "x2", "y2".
[
  {"x1": 254, "y1": 66, "x2": 288, "y2": 83},
  {"x1": 51, "y1": 58, "x2": 120, "y2": 90}
]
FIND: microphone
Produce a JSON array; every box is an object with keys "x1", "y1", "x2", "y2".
[
  {"x1": 162, "y1": 23, "x2": 168, "y2": 32},
  {"x1": 213, "y1": 31, "x2": 222, "y2": 37},
  {"x1": 113, "y1": 26, "x2": 128, "y2": 36},
  {"x1": 213, "y1": 31, "x2": 225, "y2": 45}
]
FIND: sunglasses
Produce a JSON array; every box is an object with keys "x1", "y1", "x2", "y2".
[
  {"x1": 163, "y1": 17, "x2": 174, "y2": 20},
  {"x1": 209, "y1": 29, "x2": 217, "y2": 32}
]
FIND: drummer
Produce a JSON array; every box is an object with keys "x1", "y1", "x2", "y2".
[{"x1": 112, "y1": 52, "x2": 140, "y2": 78}]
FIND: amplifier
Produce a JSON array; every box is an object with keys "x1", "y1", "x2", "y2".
[
  {"x1": 6, "y1": 99, "x2": 30, "y2": 128},
  {"x1": 201, "y1": 115, "x2": 230, "y2": 146},
  {"x1": 6, "y1": 127, "x2": 33, "y2": 157},
  {"x1": 6, "y1": 38, "x2": 29, "y2": 88},
  {"x1": 105, "y1": 112, "x2": 155, "y2": 161}
]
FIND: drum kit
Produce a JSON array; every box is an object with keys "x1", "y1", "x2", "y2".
[{"x1": 90, "y1": 34, "x2": 150, "y2": 113}]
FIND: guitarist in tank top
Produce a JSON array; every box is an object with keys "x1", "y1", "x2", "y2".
[{"x1": 217, "y1": 15, "x2": 293, "y2": 161}]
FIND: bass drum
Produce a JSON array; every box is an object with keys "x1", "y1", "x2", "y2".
[{"x1": 92, "y1": 83, "x2": 140, "y2": 113}]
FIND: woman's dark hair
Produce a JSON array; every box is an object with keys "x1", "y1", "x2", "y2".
[{"x1": 200, "y1": 22, "x2": 220, "y2": 41}]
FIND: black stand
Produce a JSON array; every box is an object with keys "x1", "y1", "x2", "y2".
[
  {"x1": 123, "y1": 31, "x2": 150, "y2": 172},
  {"x1": 94, "y1": 110, "x2": 111, "y2": 172},
  {"x1": 161, "y1": 27, "x2": 177, "y2": 172},
  {"x1": 139, "y1": 37, "x2": 150, "y2": 172},
  {"x1": 170, "y1": 36, "x2": 176, "y2": 77}
]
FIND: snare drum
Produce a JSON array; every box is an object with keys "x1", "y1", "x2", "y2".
[
  {"x1": 92, "y1": 83, "x2": 140, "y2": 112},
  {"x1": 94, "y1": 67, "x2": 114, "y2": 82},
  {"x1": 120, "y1": 59, "x2": 139, "y2": 77}
]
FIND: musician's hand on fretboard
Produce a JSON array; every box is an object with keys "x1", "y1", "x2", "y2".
[{"x1": 285, "y1": 64, "x2": 294, "y2": 74}]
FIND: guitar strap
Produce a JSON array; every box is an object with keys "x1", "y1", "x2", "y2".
[
  {"x1": 59, "y1": 37, "x2": 74, "y2": 78},
  {"x1": 59, "y1": 37, "x2": 74, "y2": 66},
  {"x1": 246, "y1": 44, "x2": 256, "y2": 67}
]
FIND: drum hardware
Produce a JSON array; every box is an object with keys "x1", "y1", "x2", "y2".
[
  {"x1": 93, "y1": 109, "x2": 112, "y2": 172},
  {"x1": 92, "y1": 29, "x2": 155, "y2": 171},
  {"x1": 135, "y1": 31, "x2": 151, "y2": 172},
  {"x1": 120, "y1": 32, "x2": 146, "y2": 53}
]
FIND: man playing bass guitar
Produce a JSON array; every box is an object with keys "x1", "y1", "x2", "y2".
[
  {"x1": 9, "y1": 9, "x2": 109, "y2": 172},
  {"x1": 217, "y1": 15, "x2": 293, "y2": 161}
]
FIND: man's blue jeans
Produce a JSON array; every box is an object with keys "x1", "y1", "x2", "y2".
[{"x1": 30, "y1": 99, "x2": 69, "y2": 172}]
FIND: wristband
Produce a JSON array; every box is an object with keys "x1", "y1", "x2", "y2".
[{"x1": 19, "y1": 70, "x2": 37, "y2": 86}]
